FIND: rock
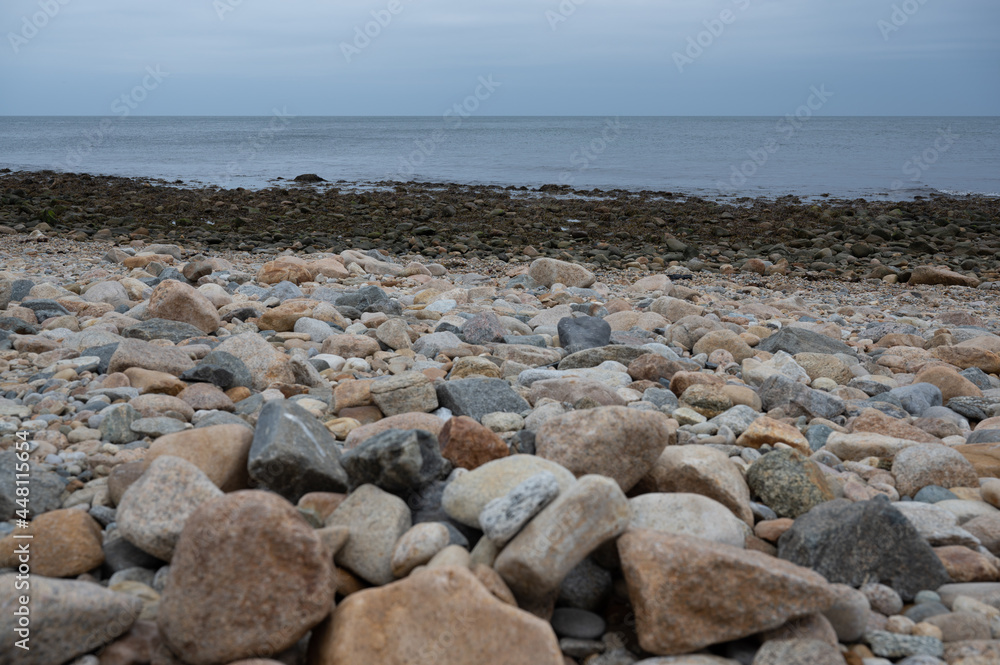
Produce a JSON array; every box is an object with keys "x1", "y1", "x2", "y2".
[
  {"x1": 100, "y1": 403, "x2": 141, "y2": 444},
  {"x1": 84, "y1": 280, "x2": 130, "y2": 307},
  {"x1": 529, "y1": 377, "x2": 625, "y2": 407},
  {"x1": 853, "y1": 407, "x2": 942, "y2": 443},
  {"x1": 795, "y1": 352, "x2": 853, "y2": 385},
  {"x1": 248, "y1": 399, "x2": 349, "y2": 502},
  {"x1": 147, "y1": 279, "x2": 220, "y2": 334},
  {"x1": 0, "y1": 508, "x2": 104, "y2": 577},
  {"x1": 528, "y1": 258, "x2": 596, "y2": 288},
  {"x1": 551, "y1": 607, "x2": 606, "y2": 640},
  {"x1": 494, "y1": 475, "x2": 629, "y2": 612},
  {"x1": 956, "y1": 443, "x2": 1000, "y2": 478},
  {"x1": 680, "y1": 384, "x2": 734, "y2": 418},
  {"x1": 158, "y1": 491, "x2": 334, "y2": 664},
  {"x1": 893, "y1": 501, "x2": 982, "y2": 548},
  {"x1": 758, "y1": 326, "x2": 855, "y2": 356},
  {"x1": 439, "y1": 415, "x2": 509, "y2": 470},
  {"x1": 778, "y1": 495, "x2": 951, "y2": 600},
  {"x1": 866, "y1": 630, "x2": 944, "y2": 658},
  {"x1": 369, "y1": 371, "x2": 438, "y2": 416},
  {"x1": 824, "y1": 431, "x2": 925, "y2": 461},
  {"x1": 108, "y1": 338, "x2": 196, "y2": 376},
  {"x1": 618, "y1": 529, "x2": 836, "y2": 656},
  {"x1": 257, "y1": 258, "x2": 312, "y2": 285},
  {"x1": 375, "y1": 318, "x2": 411, "y2": 349},
  {"x1": 123, "y1": 318, "x2": 205, "y2": 344},
  {"x1": 308, "y1": 566, "x2": 563, "y2": 664},
  {"x1": 913, "y1": 366, "x2": 983, "y2": 403},
  {"x1": 117, "y1": 456, "x2": 223, "y2": 561},
  {"x1": 736, "y1": 416, "x2": 810, "y2": 454},
  {"x1": 340, "y1": 428, "x2": 444, "y2": 494},
  {"x1": 344, "y1": 412, "x2": 445, "y2": 448},
  {"x1": 892, "y1": 444, "x2": 981, "y2": 498},
  {"x1": 0, "y1": 451, "x2": 65, "y2": 519},
  {"x1": 325, "y1": 484, "x2": 412, "y2": 586},
  {"x1": 747, "y1": 449, "x2": 835, "y2": 518},
  {"x1": 758, "y1": 374, "x2": 845, "y2": 420},
  {"x1": 143, "y1": 424, "x2": 253, "y2": 491},
  {"x1": 692, "y1": 329, "x2": 755, "y2": 363},
  {"x1": 436, "y1": 378, "x2": 531, "y2": 422},
  {"x1": 0, "y1": 576, "x2": 142, "y2": 665},
  {"x1": 629, "y1": 493, "x2": 749, "y2": 548},
  {"x1": 823, "y1": 583, "x2": 871, "y2": 642},
  {"x1": 178, "y1": 382, "x2": 234, "y2": 412},
  {"x1": 536, "y1": 406, "x2": 672, "y2": 492},
  {"x1": 751, "y1": 639, "x2": 845, "y2": 665},
  {"x1": 461, "y1": 311, "x2": 508, "y2": 345},
  {"x1": 643, "y1": 445, "x2": 753, "y2": 525},
  {"x1": 934, "y1": 545, "x2": 999, "y2": 583},
  {"x1": 479, "y1": 471, "x2": 561, "y2": 546},
  {"x1": 558, "y1": 316, "x2": 612, "y2": 354},
  {"x1": 390, "y1": 522, "x2": 451, "y2": 578},
  {"x1": 861, "y1": 582, "x2": 904, "y2": 615},
  {"x1": 215, "y1": 332, "x2": 295, "y2": 391},
  {"x1": 909, "y1": 265, "x2": 980, "y2": 288},
  {"x1": 923, "y1": 611, "x2": 992, "y2": 642},
  {"x1": 442, "y1": 454, "x2": 577, "y2": 528}
]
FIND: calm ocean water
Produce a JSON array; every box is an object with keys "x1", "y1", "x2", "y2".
[{"x1": 1, "y1": 116, "x2": 997, "y2": 200}]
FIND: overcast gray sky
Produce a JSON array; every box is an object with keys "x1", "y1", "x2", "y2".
[{"x1": 1, "y1": 0, "x2": 997, "y2": 116}]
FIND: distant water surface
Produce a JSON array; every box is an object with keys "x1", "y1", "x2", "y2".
[{"x1": 1, "y1": 116, "x2": 997, "y2": 200}]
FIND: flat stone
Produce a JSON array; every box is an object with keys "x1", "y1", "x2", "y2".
[
  {"x1": 325, "y1": 484, "x2": 412, "y2": 586},
  {"x1": 866, "y1": 630, "x2": 944, "y2": 658},
  {"x1": 479, "y1": 471, "x2": 561, "y2": 546},
  {"x1": 369, "y1": 371, "x2": 438, "y2": 416},
  {"x1": 122, "y1": 318, "x2": 206, "y2": 344},
  {"x1": 629, "y1": 493, "x2": 749, "y2": 548},
  {"x1": 436, "y1": 378, "x2": 530, "y2": 421},
  {"x1": 758, "y1": 326, "x2": 855, "y2": 356},
  {"x1": 618, "y1": 529, "x2": 836, "y2": 656},
  {"x1": 158, "y1": 490, "x2": 334, "y2": 664},
  {"x1": 108, "y1": 338, "x2": 196, "y2": 376}
]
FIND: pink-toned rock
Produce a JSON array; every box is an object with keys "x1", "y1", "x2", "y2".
[
  {"x1": 344, "y1": 412, "x2": 445, "y2": 449},
  {"x1": 909, "y1": 265, "x2": 980, "y2": 288},
  {"x1": 147, "y1": 279, "x2": 220, "y2": 334},
  {"x1": 932, "y1": 345, "x2": 1000, "y2": 374},
  {"x1": 308, "y1": 566, "x2": 562, "y2": 665},
  {"x1": 852, "y1": 407, "x2": 942, "y2": 444},
  {"x1": 130, "y1": 394, "x2": 195, "y2": 421},
  {"x1": 528, "y1": 377, "x2": 625, "y2": 407},
  {"x1": 322, "y1": 333, "x2": 381, "y2": 359},
  {"x1": 257, "y1": 300, "x2": 314, "y2": 332},
  {"x1": 643, "y1": 444, "x2": 754, "y2": 525},
  {"x1": 913, "y1": 365, "x2": 983, "y2": 402},
  {"x1": 439, "y1": 415, "x2": 510, "y2": 470},
  {"x1": 257, "y1": 258, "x2": 312, "y2": 285},
  {"x1": 736, "y1": 416, "x2": 810, "y2": 454},
  {"x1": 307, "y1": 257, "x2": 350, "y2": 280},
  {"x1": 215, "y1": 332, "x2": 295, "y2": 391},
  {"x1": 177, "y1": 382, "x2": 235, "y2": 412},
  {"x1": 0, "y1": 509, "x2": 104, "y2": 577},
  {"x1": 143, "y1": 424, "x2": 254, "y2": 492},
  {"x1": 158, "y1": 491, "x2": 334, "y2": 665}
]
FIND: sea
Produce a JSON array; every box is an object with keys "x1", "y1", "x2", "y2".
[{"x1": 1, "y1": 116, "x2": 998, "y2": 201}]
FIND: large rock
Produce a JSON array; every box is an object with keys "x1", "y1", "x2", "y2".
[
  {"x1": 757, "y1": 326, "x2": 855, "y2": 356},
  {"x1": 777, "y1": 495, "x2": 951, "y2": 600},
  {"x1": 439, "y1": 415, "x2": 510, "y2": 470},
  {"x1": 436, "y1": 378, "x2": 530, "y2": 422},
  {"x1": 758, "y1": 373, "x2": 845, "y2": 420},
  {"x1": 913, "y1": 366, "x2": 984, "y2": 402},
  {"x1": 248, "y1": 399, "x2": 349, "y2": 502},
  {"x1": 158, "y1": 491, "x2": 335, "y2": 664},
  {"x1": 442, "y1": 454, "x2": 577, "y2": 528},
  {"x1": 143, "y1": 424, "x2": 253, "y2": 492},
  {"x1": 325, "y1": 484, "x2": 411, "y2": 586},
  {"x1": 83, "y1": 280, "x2": 130, "y2": 307},
  {"x1": 629, "y1": 493, "x2": 749, "y2": 548},
  {"x1": 147, "y1": 279, "x2": 220, "y2": 334},
  {"x1": 494, "y1": 475, "x2": 629, "y2": 611},
  {"x1": 692, "y1": 329, "x2": 755, "y2": 363},
  {"x1": 117, "y1": 456, "x2": 223, "y2": 561},
  {"x1": 369, "y1": 371, "x2": 439, "y2": 416},
  {"x1": 340, "y1": 428, "x2": 444, "y2": 494},
  {"x1": 618, "y1": 530, "x2": 836, "y2": 656},
  {"x1": 747, "y1": 449, "x2": 835, "y2": 518},
  {"x1": 909, "y1": 265, "x2": 980, "y2": 288},
  {"x1": 643, "y1": 445, "x2": 753, "y2": 525},
  {"x1": 956, "y1": 443, "x2": 1000, "y2": 478},
  {"x1": 214, "y1": 332, "x2": 295, "y2": 391},
  {"x1": 0, "y1": 509, "x2": 103, "y2": 578},
  {"x1": 107, "y1": 338, "x2": 196, "y2": 376},
  {"x1": 557, "y1": 316, "x2": 611, "y2": 354},
  {"x1": 308, "y1": 566, "x2": 563, "y2": 665},
  {"x1": 892, "y1": 444, "x2": 980, "y2": 498},
  {"x1": 528, "y1": 258, "x2": 596, "y2": 288},
  {"x1": 0, "y1": 576, "x2": 142, "y2": 665},
  {"x1": 535, "y1": 406, "x2": 672, "y2": 492}
]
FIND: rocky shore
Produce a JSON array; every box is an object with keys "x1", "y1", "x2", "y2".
[{"x1": 1, "y1": 171, "x2": 1000, "y2": 665}]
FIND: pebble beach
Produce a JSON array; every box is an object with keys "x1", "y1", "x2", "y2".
[{"x1": 2, "y1": 171, "x2": 1000, "y2": 665}]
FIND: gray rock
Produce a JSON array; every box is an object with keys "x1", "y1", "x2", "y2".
[
  {"x1": 551, "y1": 607, "x2": 606, "y2": 640},
  {"x1": 968, "y1": 429, "x2": 1000, "y2": 444},
  {"x1": 866, "y1": 631, "x2": 943, "y2": 659},
  {"x1": 479, "y1": 471, "x2": 560, "y2": 546},
  {"x1": 904, "y1": 600, "x2": 950, "y2": 623},
  {"x1": 961, "y1": 367, "x2": 994, "y2": 390},
  {"x1": 709, "y1": 405, "x2": 759, "y2": 436},
  {"x1": 122, "y1": 318, "x2": 206, "y2": 343},
  {"x1": 888, "y1": 383, "x2": 943, "y2": 416},
  {"x1": 0, "y1": 575, "x2": 142, "y2": 665},
  {"x1": 758, "y1": 326, "x2": 855, "y2": 356},
  {"x1": 914, "y1": 485, "x2": 960, "y2": 503},
  {"x1": 558, "y1": 558, "x2": 613, "y2": 612},
  {"x1": 0, "y1": 278, "x2": 10, "y2": 310},
  {"x1": 778, "y1": 495, "x2": 950, "y2": 601},
  {"x1": 247, "y1": 399, "x2": 348, "y2": 503},
  {"x1": 107, "y1": 338, "x2": 196, "y2": 376},
  {"x1": 558, "y1": 345, "x2": 648, "y2": 370},
  {"x1": 100, "y1": 403, "x2": 140, "y2": 444},
  {"x1": 642, "y1": 387, "x2": 679, "y2": 410},
  {"x1": 752, "y1": 638, "x2": 845, "y2": 665},
  {"x1": 196, "y1": 350, "x2": 253, "y2": 389},
  {"x1": 436, "y1": 378, "x2": 530, "y2": 421},
  {"x1": 758, "y1": 373, "x2": 845, "y2": 420},
  {"x1": 270, "y1": 280, "x2": 303, "y2": 302},
  {"x1": 129, "y1": 417, "x2": 188, "y2": 437},
  {"x1": 412, "y1": 331, "x2": 464, "y2": 358},
  {"x1": 557, "y1": 316, "x2": 612, "y2": 354},
  {"x1": 340, "y1": 428, "x2": 445, "y2": 495},
  {"x1": 747, "y1": 449, "x2": 834, "y2": 518},
  {"x1": 293, "y1": 316, "x2": 335, "y2": 342},
  {"x1": 0, "y1": 450, "x2": 65, "y2": 520},
  {"x1": 19, "y1": 298, "x2": 70, "y2": 321},
  {"x1": 461, "y1": 311, "x2": 508, "y2": 345}
]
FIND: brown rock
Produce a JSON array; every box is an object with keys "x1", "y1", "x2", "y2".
[
  {"x1": 97, "y1": 620, "x2": 161, "y2": 665},
  {"x1": 157, "y1": 491, "x2": 335, "y2": 665},
  {"x1": 109, "y1": 460, "x2": 147, "y2": 506},
  {"x1": 257, "y1": 258, "x2": 312, "y2": 285},
  {"x1": 956, "y1": 443, "x2": 1000, "y2": 478},
  {"x1": 852, "y1": 407, "x2": 941, "y2": 444},
  {"x1": 755, "y1": 518, "x2": 796, "y2": 542},
  {"x1": 129, "y1": 394, "x2": 195, "y2": 421},
  {"x1": 298, "y1": 492, "x2": 346, "y2": 521},
  {"x1": 933, "y1": 346, "x2": 1000, "y2": 374},
  {"x1": 536, "y1": 406, "x2": 672, "y2": 492},
  {"x1": 123, "y1": 368, "x2": 186, "y2": 395},
  {"x1": 257, "y1": 300, "x2": 314, "y2": 332},
  {"x1": 108, "y1": 339, "x2": 196, "y2": 377},
  {"x1": 215, "y1": 332, "x2": 295, "y2": 391},
  {"x1": 680, "y1": 383, "x2": 734, "y2": 419},
  {"x1": 147, "y1": 280, "x2": 220, "y2": 334},
  {"x1": 618, "y1": 529, "x2": 836, "y2": 656},
  {"x1": 0, "y1": 509, "x2": 103, "y2": 577},
  {"x1": 333, "y1": 378, "x2": 375, "y2": 410},
  {"x1": 344, "y1": 412, "x2": 445, "y2": 449},
  {"x1": 439, "y1": 415, "x2": 510, "y2": 470},
  {"x1": 963, "y1": 515, "x2": 1000, "y2": 556},
  {"x1": 692, "y1": 330, "x2": 755, "y2": 363},
  {"x1": 143, "y1": 424, "x2": 253, "y2": 492},
  {"x1": 307, "y1": 257, "x2": 350, "y2": 280},
  {"x1": 308, "y1": 566, "x2": 562, "y2": 665},
  {"x1": 736, "y1": 416, "x2": 810, "y2": 454},
  {"x1": 913, "y1": 366, "x2": 984, "y2": 402},
  {"x1": 669, "y1": 370, "x2": 725, "y2": 397},
  {"x1": 529, "y1": 377, "x2": 626, "y2": 407},
  {"x1": 627, "y1": 353, "x2": 686, "y2": 383},
  {"x1": 322, "y1": 333, "x2": 381, "y2": 359},
  {"x1": 909, "y1": 265, "x2": 980, "y2": 288},
  {"x1": 924, "y1": 611, "x2": 992, "y2": 642},
  {"x1": 935, "y1": 546, "x2": 1000, "y2": 582},
  {"x1": 643, "y1": 444, "x2": 753, "y2": 525},
  {"x1": 177, "y1": 382, "x2": 234, "y2": 412}
]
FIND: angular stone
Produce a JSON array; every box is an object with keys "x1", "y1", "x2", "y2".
[
  {"x1": 122, "y1": 318, "x2": 206, "y2": 344},
  {"x1": 257, "y1": 258, "x2": 312, "y2": 285},
  {"x1": 737, "y1": 416, "x2": 810, "y2": 454},
  {"x1": 100, "y1": 403, "x2": 141, "y2": 444},
  {"x1": 618, "y1": 530, "x2": 836, "y2": 656},
  {"x1": 557, "y1": 316, "x2": 611, "y2": 354},
  {"x1": 144, "y1": 424, "x2": 254, "y2": 492},
  {"x1": 117, "y1": 456, "x2": 223, "y2": 561},
  {"x1": 308, "y1": 566, "x2": 562, "y2": 665},
  {"x1": 0, "y1": 508, "x2": 103, "y2": 577},
  {"x1": 340, "y1": 428, "x2": 444, "y2": 495},
  {"x1": 148, "y1": 279, "x2": 220, "y2": 334},
  {"x1": 559, "y1": 345, "x2": 648, "y2": 370},
  {"x1": 442, "y1": 454, "x2": 577, "y2": 528},
  {"x1": 436, "y1": 378, "x2": 530, "y2": 421},
  {"x1": 0, "y1": 576, "x2": 142, "y2": 665},
  {"x1": 439, "y1": 415, "x2": 510, "y2": 470},
  {"x1": 778, "y1": 495, "x2": 951, "y2": 600},
  {"x1": 479, "y1": 471, "x2": 560, "y2": 546},
  {"x1": 248, "y1": 399, "x2": 349, "y2": 502},
  {"x1": 344, "y1": 412, "x2": 445, "y2": 448},
  {"x1": 759, "y1": 373, "x2": 845, "y2": 420},
  {"x1": 326, "y1": 484, "x2": 412, "y2": 586},
  {"x1": 643, "y1": 444, "x2": 753, "y2": 525},
  {"x1": 758, "y1": 326, "x2": 855, "y2": 356},
  {"x1": 747, "y1": 449, "x2": 835, "y2": 518},
  {"x1": 629, "y1": 493, "x2": 749, "y2": 548},
  {"x1": 158, "y1": 491, "x2": 334, "y2": 664},
  {"x1": 892, "y1": 444, "x2": 980, "y2": 498},
  {"x1": 528, "y1": 258, "x2": 595, "y2": 288},
  {"x1": 375, "y1": 318, "x2": 412, "y2": 349},
  {"x1": 853, "y1": 407, "x2": 942, "y2": 444},
  {"x1": 495, "y1": 475, "x2": 629, "y2": 611},
  {"x1": 214, "y1": 332, "x2": 295, "y2": 391},
  {"x1": 461, "y1": 311, "x2": 508, "y2": 345},
  {"x1": 369, "y1": 371, "x2": 438, "y2": 416},
  {"x1": 893, "y1": 501, "x2": 982, "y2": 548},
  {"x1": 536, "y1": 406, "x2": 672, "y2": 492}
]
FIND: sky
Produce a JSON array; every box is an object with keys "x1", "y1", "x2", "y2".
[{"x1": 0, "y1": 0, "x2": 998, "y2": 116}]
